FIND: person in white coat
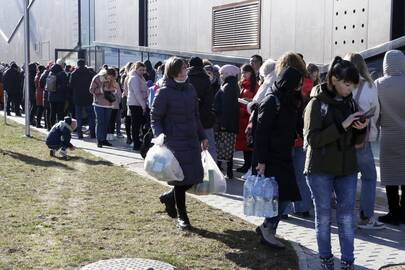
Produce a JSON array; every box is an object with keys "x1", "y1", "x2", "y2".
[
  {"x1": 345, "y1": 53, "x2": 383, "y2": 229},
  {"x1": 127, "y1": 62, "x2": 148, "y2": 150}
]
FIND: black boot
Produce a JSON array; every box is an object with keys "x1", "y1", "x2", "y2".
[
  {"x1": 379, "y1": 185, "x2": 401, "y2": 225},
  {"x1": 236, "y1": 151, "x2": 252, "y2": 173},
  {"x1": 97, "y1": 140, "x2": 103, "y2": 148},
  {"x1": 175, "y1": 187, "x2": 191, "y2": 229},
  {"x1": 177, "y1": 208, "x2": 191, "y2": 230},
  {"x1": 159, "y1": 189, "x2": 177, "y2": 218},
  {"x1": 227, "y1": 160, "x2": 234, "y2": 179}
]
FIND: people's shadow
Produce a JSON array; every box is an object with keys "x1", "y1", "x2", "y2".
[
  {"x1": 68, "y1": 156, "x2": 113, "y2": 166},
  {"x1": 189, "y1": 227, "x2": 299, "y2": 270},
  {"x1": 1, "y1": 149, "x2": 74, "y2": 170}
]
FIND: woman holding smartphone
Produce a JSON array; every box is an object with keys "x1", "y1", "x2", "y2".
[{"x1": 304, "y1": 57, "x2": 368, "y2": 270}]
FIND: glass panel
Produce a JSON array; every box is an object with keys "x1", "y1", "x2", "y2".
[
  {"x1": 104, "y1": 47, "x2": 119, "y2": 67},
  {"x1": 119, "y1": 50, "x2": 142, "y2": 67},
  {"x1": 80, "y1": 0, "x2": 90, "y2": 46},
  {"x1": 148, "y1": 53, "x2": 171, "y2": 68},
  {"x1": 95, "y1": 47, "x2": 104, "y2": 71},
  {"x1": 88, "y1": 48, "x2": 96, "y2": 69},
  {"x1": 89, "y1": 0, "x2": 95, "y2": 44}
]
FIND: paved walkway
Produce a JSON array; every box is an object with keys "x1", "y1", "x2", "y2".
[{"x1": 3, "y1": 113, "x2": 405, "y2": 270}]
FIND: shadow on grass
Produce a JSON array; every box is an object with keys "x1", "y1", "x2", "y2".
[
  {"x1": 68, "y1": 156, "x2": 113, "y2": 166},
  {"x1": 189, "y1": 227, "x2": 297, "y2": 270},
  {"x1": 0, "y1": 149, "x2": 74, "y2": 171}
]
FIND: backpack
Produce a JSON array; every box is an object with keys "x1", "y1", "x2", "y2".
[
  {"x1": 246, "y1": 94, "x2": 280, "y2": 148},
  {"x1": 45, "y1": 73, "x2": 57, "y2": 92}
]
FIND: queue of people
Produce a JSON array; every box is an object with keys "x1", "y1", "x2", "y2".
[{"x1": 2, "y1": 49, "x2": 405, "y2": 270}]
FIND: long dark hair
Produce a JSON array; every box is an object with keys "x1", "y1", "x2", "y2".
[
  {"x1": 327, "y1": 56, "x2": 359, "y2": 92},
  {"x1": 241, "y1": 64, "x2": 257, "y2": 92}
]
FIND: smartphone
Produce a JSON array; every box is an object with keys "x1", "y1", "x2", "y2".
[{"x1": 358, "y1": 106, "x2": 376, "y2": 122}]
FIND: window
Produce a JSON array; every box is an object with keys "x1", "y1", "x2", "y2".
[
  {"x1": 119, "y1": 50, "x2": 142, "y2": 67},
  {"x1": 212, "y1": 0, "x2": 261, "y2": 51}
]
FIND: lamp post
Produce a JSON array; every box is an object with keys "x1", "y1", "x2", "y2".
[{"x1": 23, "y1": 0, "x2": 30, "y2": 137}]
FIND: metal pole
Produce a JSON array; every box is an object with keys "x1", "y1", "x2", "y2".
[
  {"x1": 23, "y1": 0, "x2": 30, "y2": 137},
  {"x1": 3, "y1": 91, "x2": 6, "y2": 124}
]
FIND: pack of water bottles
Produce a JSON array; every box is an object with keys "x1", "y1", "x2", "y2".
[{"x1": 243, "y1": 175, "x2": 279, "y2": 218}]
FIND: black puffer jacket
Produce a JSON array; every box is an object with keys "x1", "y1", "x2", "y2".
[
  {"x1": 188, "y1": 66, "x2": 216, "y2": 129},
  {"x1": 48, "y1": 64, "x2": 68, "y2": 103},
  {"x1": 70, "y1": 66, "x2": 93, "y2": 106},
  {"x1": 3, "y1": 65, "x2": 22, "y2": 96},
  {"x1": 213, "y1": 76, "x2": 240, "y2": 134}
]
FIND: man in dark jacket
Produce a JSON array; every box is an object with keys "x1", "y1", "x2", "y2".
[
  {"x1": 69, "y1": 59, "x2": 95, "y2": 138},
  {"x1": 46, "y1": 116, "x2": 76, "y2": 160},
  {"x1": 28, "y1": 62, "x2": 38, "y2": 125},
  {"x1": 3, "y1": 62, "x2": 22, "y2": 116},
  {"x1": 40, "y1": 63, "x2": 52, "y2": 130},
  {"x1": 48, "y1": 60, "x2": 68, "y2": 126},
  {"x1": 187, "y1": 56, "x2": 217, "y2": 161}
]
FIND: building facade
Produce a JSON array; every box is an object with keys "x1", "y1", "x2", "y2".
[{"x1": 0, "y1": 0, "x2": 403, "y2": 72}]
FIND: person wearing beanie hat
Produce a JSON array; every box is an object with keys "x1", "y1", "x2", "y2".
[
  {"x1": 188, "y1": 56, "x2": 217, "y2": 161},
  {"x1": 214, "y1": 64, "x2": 240, "y2": 179},
  {"x1": 46, "y1": 116, "x2": 77, "y2": 160},
  {"x1": 188, "y1": 56, "x2": 203, "y2": 68}
]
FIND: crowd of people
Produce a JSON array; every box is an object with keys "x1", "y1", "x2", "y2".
[{"x1": 1, "y1": 49, "x2": 405, "y2": 270}]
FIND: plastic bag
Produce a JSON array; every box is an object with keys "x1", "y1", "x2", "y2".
[
  {"x1": 189, "y1": 151, "x2": 227, "y2": 195},
  {"x1": 144, "y1": 134, "x2": 184, "y2": 182}
]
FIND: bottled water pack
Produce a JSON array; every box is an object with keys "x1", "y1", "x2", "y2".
[{"x1": 243, "y1": 175, "x2": 278, "y2": 218}]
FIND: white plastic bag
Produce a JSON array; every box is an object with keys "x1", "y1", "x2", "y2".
[
  {"x1": 144, "y1": 134, "x2": 184, "y2": 182},
  {"x1": 189, "y1": 151, "x2": 227, "y2": 195}
]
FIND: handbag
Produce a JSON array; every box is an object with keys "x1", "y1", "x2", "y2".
[{"x1": 103, "y1": 90, "x2": 116, "y2": 103}]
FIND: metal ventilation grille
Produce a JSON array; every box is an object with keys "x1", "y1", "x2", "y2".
[{"x1": 212, "y1": 0, "x2": 261, "y2": 51}]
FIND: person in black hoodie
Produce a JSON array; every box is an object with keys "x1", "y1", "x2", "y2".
[
  {"x1": 28, "y1": 62, "x2": 38, "y2": 125},
  {"x1": 188, "y1": 57, "x2": 217, "y2": 161},
  {"x1": 143, "y1": 60, "x2": 156, "y2": 82},
  {"x1": 48, "y1": 60, "x2": 69, "y2": 126},
  {"x1": 70, "y1": 59, "x2": 95, "y2": 139},
  {"x1": 254, "y1": 67, "x2": 303, "y2": 249},
  {"x1": 3, "y1": 62, "x2": 22, "y2": 116},
  {"x1": 214, "y1": 64, "x2": 240, "y2": 179}
]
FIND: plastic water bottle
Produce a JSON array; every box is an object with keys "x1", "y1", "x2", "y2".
[
  {"x1": 263, "y1": 178, "x2": 275, "y2": 218},
  {"x1": 253, "y1": 176, "x2": 266, "y2": 217},
  {"x1": 243, "y1": 175, "x2": 256, "y2": 216},
  {"x1": 270, "y1": 177, "x2": 279, "y2": 217}
]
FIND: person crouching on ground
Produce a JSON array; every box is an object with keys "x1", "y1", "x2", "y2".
[{"x1": 46, "y1": 116, "x2": 77, "y2": 160}]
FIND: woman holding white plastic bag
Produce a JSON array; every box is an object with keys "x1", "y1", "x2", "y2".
[
  {"x1": 253, "y1": 67, "x2": 303, "y2": 248},
  {"x1": 151, "y1": 57, "x2": 208, "y2": 230}
]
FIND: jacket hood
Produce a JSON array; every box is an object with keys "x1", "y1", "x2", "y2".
[
  {"x1": 163, "y1": 78, "x2": 189, "y2": 90},
  {"x1": 310, "y1": 83, "x2": 353, "y2": 106},
  {"x1": 187, "y1": 66, "x2": 209, "y2": 78},
  {"x1": 50, "y1": 64, "x2": 63, "y2": 74},
  {"x1": 383, "y1": 50, "x2": 405, "y2": 76}
]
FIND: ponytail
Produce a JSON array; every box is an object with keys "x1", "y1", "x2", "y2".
[{"x1": 327, "y1": 56, "x2": 359, "y2": 91}]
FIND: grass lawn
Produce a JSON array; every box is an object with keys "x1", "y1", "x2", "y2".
[{"x1": 0, "y1": 120, "x2": 298, "y2": 270}]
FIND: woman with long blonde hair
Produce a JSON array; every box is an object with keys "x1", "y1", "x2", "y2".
[{"x1": 344, "y1": 52, "x2": 382, "y2": 229}]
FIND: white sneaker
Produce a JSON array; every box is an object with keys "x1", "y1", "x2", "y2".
[
  {"x1": 357, "y1": 217, "x2": 386, "y2": 230},
  {"x1": 116, "y1": 133, "x2": 124, "y2": 138}
]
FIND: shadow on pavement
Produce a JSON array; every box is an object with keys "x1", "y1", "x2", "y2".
[{"x1": 0, "y1": 149, "x2": 74, "y2": 171}]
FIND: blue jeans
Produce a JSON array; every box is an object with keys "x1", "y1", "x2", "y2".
[
  {"x1": 264, "y1": 201, "x2": 291, "y2": 232},
  {"x1": 75, "y1": 105, "x2": 95, "y2": 137},
  {"x1": 94, "y1": 106, "x2": 111, "y2": 141},
  {"x1": 292, "y1": 147, "x2": 313, "y2": 213},
  {"x1": 307, "y1": 174, "x2": 357, "y2": 263},
  {"x1": 204, "y1": 128, "x2": 217, "y2": 162},
  {"x1": 356, "y1": 142, "x2": 377, "y2": 218}
]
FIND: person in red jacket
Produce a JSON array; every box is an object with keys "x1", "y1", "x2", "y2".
[
  {"x1": 34, "y1": 65, "x2": 46, "y2": 128},
  {"x1": 235, "y1": 64, "x2": 259, "y2": 173}
]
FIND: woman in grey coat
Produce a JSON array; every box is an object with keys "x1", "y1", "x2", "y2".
[
  {"x1": 375, "y1": 50, "x2": 405, "y2": 226},
  {"x1": 151, "y1": 57, "x2": 208, "y2": 229}
]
